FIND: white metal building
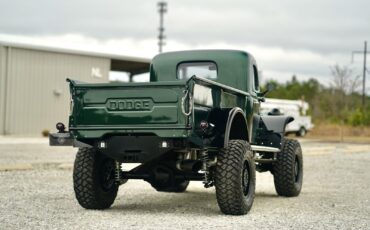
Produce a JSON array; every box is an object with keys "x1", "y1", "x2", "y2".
[{"x1": 0, "y1": 41, "x2": 150, "y2": 136}]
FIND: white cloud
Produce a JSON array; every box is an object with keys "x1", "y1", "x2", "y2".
[{"x1": 1, "y1": 33, "x2": 368, "y2": 90}]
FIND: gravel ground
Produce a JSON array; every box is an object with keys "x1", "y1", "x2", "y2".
[{"x1": 0, "y1": 138, "x2": 370, "y2": 229}]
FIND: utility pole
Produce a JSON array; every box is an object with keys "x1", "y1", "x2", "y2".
[
  {"x1": 352, "y1": 41, "x2": 370, "y2": 110},
  {"x1": 157, "y1": 2, "x2": 167, "y2": 53}
]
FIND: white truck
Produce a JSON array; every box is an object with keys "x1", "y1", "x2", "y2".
[{"x1": 260, "y1": 98, "x2": 313, "y2": 137}]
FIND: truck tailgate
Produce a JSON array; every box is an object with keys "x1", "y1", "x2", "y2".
[{"x1": 69, "y1": 81, "x2": 187, "y2": 128}]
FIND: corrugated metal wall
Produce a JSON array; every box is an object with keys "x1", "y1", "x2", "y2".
[
  {"x1": 0, "y1": 46, "x2": 6, "y2": 135},
  {"x1": 0, "y1": 46, "x2": 110, "y2": 135}
]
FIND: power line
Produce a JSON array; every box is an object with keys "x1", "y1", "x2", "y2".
[
  {"x1": 351, "y1": 41, "x2": 370, "y2": 110},
  {"x1": 157, "y1": 2, "x2": 167, "y2": 53}
]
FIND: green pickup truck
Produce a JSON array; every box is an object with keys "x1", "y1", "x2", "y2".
[{"x1": 50, "y1": 50, "x2": 303, "y2": 215}]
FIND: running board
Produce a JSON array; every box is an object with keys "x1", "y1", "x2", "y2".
[{"x1": 251, "y1": 145, "x2": 280, "y2": 153}]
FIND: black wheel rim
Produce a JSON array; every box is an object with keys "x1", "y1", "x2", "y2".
[
  {"x1": 294, "y1": 156, "x2": 299, "y2": 182},
  {"x1": 100, "y1": 160, "x2": 115, "y2": 192},
  {"x1": 242, "y1": 161, "x2": 250, "y2": 196}
]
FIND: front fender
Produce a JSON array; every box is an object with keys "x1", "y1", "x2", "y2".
[
  {"x1": 260, "y1": 115, "x2": 294, "y2": 133},
  {"x1": 255, "y1": 115, "x2": 294, "y2": 149}
]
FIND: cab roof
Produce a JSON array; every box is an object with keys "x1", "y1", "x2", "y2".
[{"x1": 150, "y1": 50, "x2": 255, "y2": 92}]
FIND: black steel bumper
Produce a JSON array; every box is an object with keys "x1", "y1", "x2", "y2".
[{"x1": 101, "y1": 136, "x2": 186, "y2": 163}]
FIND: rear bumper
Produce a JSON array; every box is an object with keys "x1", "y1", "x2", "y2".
[
  {"x1": 49, "y1": 132, "x2": 191, "y2": 163},
  {"x1": 49, "y1": 132, "x2": 74, "y2": 146},
  {"x1": 101, "y1": 136, "x2": 187, "y2": 163}
]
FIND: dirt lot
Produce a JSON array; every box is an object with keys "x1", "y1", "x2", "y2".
[{"x1": 0, "y1": 138, "x2": 369, "y2": 229}]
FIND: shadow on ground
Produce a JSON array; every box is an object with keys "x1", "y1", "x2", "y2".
[{"x1": 107, "y1": 189, "x2": 280, "y2": 215}]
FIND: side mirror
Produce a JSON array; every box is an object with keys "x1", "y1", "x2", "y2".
[{"x1": 260, "y1": 83, "x2": 274, "y2": 96}]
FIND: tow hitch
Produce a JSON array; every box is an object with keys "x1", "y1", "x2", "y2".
[{"x1": 49, "y1": 122, "x2": 74, "y2": 146}]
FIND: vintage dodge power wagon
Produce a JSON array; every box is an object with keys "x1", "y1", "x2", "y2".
[{"x1": 50, "y1": 50, "x2": 303, "y2": 215}]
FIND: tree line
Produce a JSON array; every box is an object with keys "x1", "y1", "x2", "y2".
[{"x1": 262, "y1": 64, "x2": 370, "y2": 126}]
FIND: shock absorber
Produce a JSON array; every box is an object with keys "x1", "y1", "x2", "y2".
[
  {"x1": 201, "y1": 149, "x2": 213, "y2": 188},
  {"x1": 115, "y1": 161, "x2": 127, "y2": 185}
]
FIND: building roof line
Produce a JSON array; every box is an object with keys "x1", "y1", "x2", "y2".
[{"x1": 0, "y1": 40, "x2": 151, "y2": 64}]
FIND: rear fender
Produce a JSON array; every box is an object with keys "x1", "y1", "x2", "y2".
[{"x1": 223, "y1": 107, "x2": 249, "y2": 148}]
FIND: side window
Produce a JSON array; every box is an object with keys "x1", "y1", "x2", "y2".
[{"x1": 253, "y1": 65, "x2": 259, "y2": 91}]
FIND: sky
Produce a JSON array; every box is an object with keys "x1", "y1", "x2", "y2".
[{"x1": 0, "y1": 0, "x2": 369, "y2": 90}]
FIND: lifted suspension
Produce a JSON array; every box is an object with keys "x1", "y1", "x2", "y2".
[
  {"x1": 201, "y1": 149, "x2": 215, "y2": 188},
  {"x1": 115, "y1": 161, "x2": 127, "y2": 185}
]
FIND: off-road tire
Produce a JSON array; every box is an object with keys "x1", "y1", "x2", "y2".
[
  {"x1": 73, "y1": 148, "x2": 118, "y2": 209},
  {"x1": 215, "y1": 140, "x2": 256, "y2": 215},
  {"x1": 273, "y1": 139, "x2": 303, "y2": 197},
  {"x1": 152, "y1": 180, "x2": 190, "y2": 192},
  {"x1": 296, "y1": 127, "x2": 306, "y2": 137}
]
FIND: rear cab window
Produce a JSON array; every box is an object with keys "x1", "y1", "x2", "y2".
[{"x1": 177, "y1": 62, "x2": 217, "y2": 80}]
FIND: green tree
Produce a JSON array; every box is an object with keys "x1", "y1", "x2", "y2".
[{"x1": 262, "y1": 70, "x2": 369, "y2": 126}]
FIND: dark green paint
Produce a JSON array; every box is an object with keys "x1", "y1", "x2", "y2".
[
  {"x1": 68, "y1": 50, "x2": 261, "y2": 145},
  {"x1": 150, "y1": 50, "x2": 252, "y2": 92}
]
